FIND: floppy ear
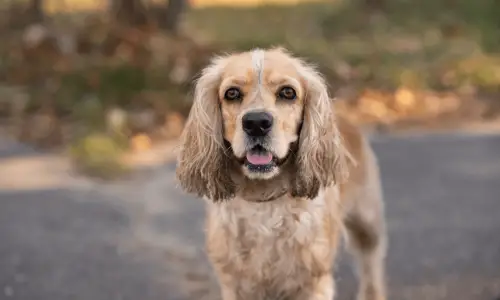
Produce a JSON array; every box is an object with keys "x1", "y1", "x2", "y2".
[
  {"x1": 290, "y1": 63, "x2": 349, "y2": 199},
  {"x1": 176, "y1": 57, "x2": 235, "y2": 201}
]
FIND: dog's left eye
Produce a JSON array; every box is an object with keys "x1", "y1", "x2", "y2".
[{"x1": 277, "y1": 86, "x2": 296, "y2": 100}]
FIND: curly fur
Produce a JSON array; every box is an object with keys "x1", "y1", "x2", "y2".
[
  {"x1": 176, "y1": 48, "x2": 388, "y2": 300},
  {"x1": 176, "y1": 56, "x2": 236, "y2": 201},
  {"x1": 289, "y1": 58, "x2": 349, "y2": 198}
]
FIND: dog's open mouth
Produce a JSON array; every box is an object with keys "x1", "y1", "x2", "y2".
[{"x1": 244, "y1": 145, "x2": 277, "y2": 172}]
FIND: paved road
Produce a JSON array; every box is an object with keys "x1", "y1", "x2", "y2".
[{"x1": 0, "y1": 133, "x2": 499, "y2": 300}]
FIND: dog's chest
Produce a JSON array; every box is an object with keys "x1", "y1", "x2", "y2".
[{"x1": 207, "y1": 196, "x2": 334, "y2": 288}]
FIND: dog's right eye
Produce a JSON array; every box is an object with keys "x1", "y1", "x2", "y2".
[{"x1": 224, "y1": 88, "x2": 242, "y2": 101}]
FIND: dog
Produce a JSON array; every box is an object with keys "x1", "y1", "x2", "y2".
[{"x1": 176, "y1": 47, "x2": 388, "y2": 300}]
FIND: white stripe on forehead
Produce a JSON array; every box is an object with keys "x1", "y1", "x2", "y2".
[{"x1": 251, "y1": 49, "x2": 265, "y2": 84}]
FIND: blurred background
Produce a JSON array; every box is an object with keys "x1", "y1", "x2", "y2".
[{"x1": 0, "y1": 0, "x2": 499, "y2": 299}]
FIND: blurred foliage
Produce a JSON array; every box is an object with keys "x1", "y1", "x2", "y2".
[
  {"x1": 0, "y1": 0, "x2": 500, "y2": 177},
  {"x1": 69, "y1": 131, "x2": 129, "y2": 179},
  {"x1": 185, "y1": 0, "x2": 500, "y2": 129},
  {"x1": 187, "y1": 0, "x2": 500, "y2": 91}
]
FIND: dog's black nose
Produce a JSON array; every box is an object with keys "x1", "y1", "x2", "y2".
[{"x1": 242, "y1": 111, "x2": 273, "y2": 137}]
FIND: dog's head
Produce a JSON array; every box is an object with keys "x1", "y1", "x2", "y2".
[{"x1": 176, "y1": 48, "x2": 348, "y2": 201}]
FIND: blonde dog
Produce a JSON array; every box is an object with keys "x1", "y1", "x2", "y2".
[{"x1": 176, "y1": 47, "x2": 387, "y2": 300}]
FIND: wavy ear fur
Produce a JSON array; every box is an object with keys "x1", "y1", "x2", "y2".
[
  {"x1": 176, "y1": 57, "x2": 235, "y2": 201},
  {"x1": 290, "y1": 61, "x2": 349, "y2": 199}
]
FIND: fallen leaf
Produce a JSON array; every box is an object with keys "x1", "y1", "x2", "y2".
[
  {"x1": 130, "y1": 134, "x2": 152, "y2": 153},
  {"x1": 394, "y1": 87, "x2": 416, "y2": 113}
]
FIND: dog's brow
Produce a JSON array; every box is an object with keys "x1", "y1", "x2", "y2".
[
  {"x1": 268, "y1": 76, "x2": 301, "y2": 92},
  {"x1": 223, "y1": 77, "x2": 247, "y2": 87},
  {"x1": 269, "y1": 77, "x2": 293, "y2": 86}
]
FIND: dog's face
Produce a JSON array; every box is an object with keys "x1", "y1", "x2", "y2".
[
  {"x1": 219, "y1": 50, "x2": 304, "y2": 180},
  {"x1": 176, "y1": 48, "x2": 348, "y2": 201}
]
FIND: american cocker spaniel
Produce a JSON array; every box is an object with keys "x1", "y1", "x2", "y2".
[{"x1": 176, "y1": 47, "x2": 388, "y2": 300}]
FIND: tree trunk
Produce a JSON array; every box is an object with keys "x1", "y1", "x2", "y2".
[
  {"x1": 30, "y1": 0, "x2": 44, "y2": 23},
  {"x1": 159, "y1": 0, "x2": 186, "y2": 34},
  {"x1": 362, "y1": 0, "x2": 385, "y2": 13},
  {"x1": 112, "y1": 0, "x2": 149, "y2": 26}
]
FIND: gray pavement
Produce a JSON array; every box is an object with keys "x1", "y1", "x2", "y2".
[{"x1": 0, "y1": 132, "x2": 500, "y2": 300}]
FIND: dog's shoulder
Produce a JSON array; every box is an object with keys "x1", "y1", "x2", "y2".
[
  {"x1": 337, "y1": 115, "x2": 365, "y2": 163},
  {"x1": 336, "y1": 115, "x2": 373, "y2": 195}
]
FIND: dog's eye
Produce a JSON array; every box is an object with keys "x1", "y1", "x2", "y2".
[
  {"x1": 224, "y1": 87, "x2": 242, "y2": 101},
  {"x1": 278, "y1": 86, "x2": 296, "y2": 100}
]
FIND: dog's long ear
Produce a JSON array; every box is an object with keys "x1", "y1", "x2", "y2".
[
  {"x1": 176, "y1": 57, "x2": 235, "y2": 201},
  {"x1": 290, "y1": 62, "x2": 349, "y2": 199}
]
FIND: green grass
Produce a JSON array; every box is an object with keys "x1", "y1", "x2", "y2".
[{"x1": 69, "y1": 131, "x2": 130, "y2": 179}]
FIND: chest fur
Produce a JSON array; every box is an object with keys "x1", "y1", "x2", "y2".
[{"x1": 205, "y1": 195, "x2": 338, "y2": 286}]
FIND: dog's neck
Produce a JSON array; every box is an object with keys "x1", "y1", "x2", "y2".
[{"x1": 233, "y1": 171, "x2": 292, "y2": 203}]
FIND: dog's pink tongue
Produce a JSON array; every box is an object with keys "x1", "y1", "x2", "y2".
[{"x1": 246, "y1": 153, "x2": 272, "y2": 165}]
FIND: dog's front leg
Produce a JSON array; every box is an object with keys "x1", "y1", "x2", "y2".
[
  {"x1": 217, "y1": 276, "x2": 255, "y2": 300},
  {"x1": 219, "y1": 283, "x2": 238, "y2": 300},
  {"x1": 296, "y1": 273, "x2": 335, "y2": 300},
  {"x1": 218, "y1": 280, "x2": 262, "y2": 300},
  {"x1": 216, "y1": 276, "x2": 239, "y2": 300}
]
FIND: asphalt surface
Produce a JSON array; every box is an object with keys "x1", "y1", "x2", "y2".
[{"x1": 1, "y1": 132, "x2": 500, "y2": 300}]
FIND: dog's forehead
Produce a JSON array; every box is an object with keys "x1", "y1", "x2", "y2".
[{"x1": 222, "y1": 49, "x2": 301, "y2": 83}]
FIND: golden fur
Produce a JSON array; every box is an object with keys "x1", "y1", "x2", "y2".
[{"x1": 176, "y1": 48, "x2": 387, "y2": 300}]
